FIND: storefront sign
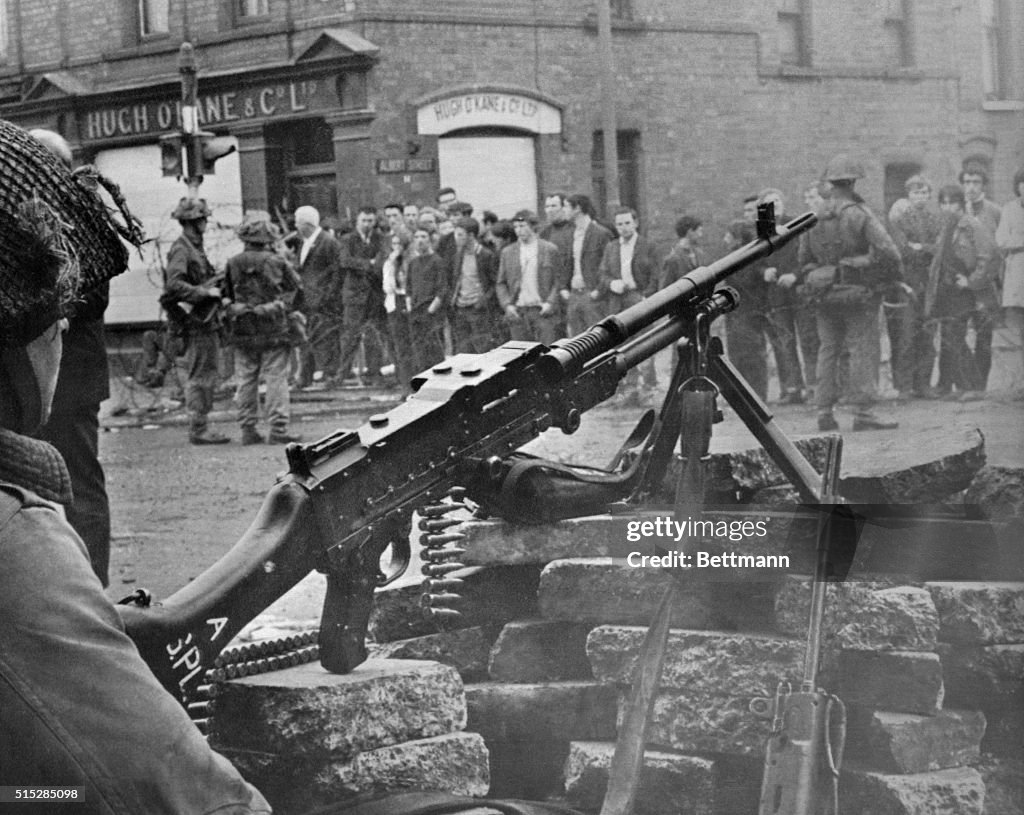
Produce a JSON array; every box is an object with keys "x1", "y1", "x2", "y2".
[
  {"x1": 375, "y1": 158, "x2": 436, "y2": 174},
  {"x1": 417, "y1": 91, "x2": 561, "y2": 136},
  {"x1": 79, "y1": 78, "x2": 339, "y2": 142}
]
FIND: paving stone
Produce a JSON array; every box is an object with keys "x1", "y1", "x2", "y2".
[
  {"x1": 775, "y1": 579, "x2": 939, "y2": 659},
  {"x1": 563, "y1": 741, "x2": 715, "y2": 815},
  {"x1": 939, "y1": 643, "x2": 1024, "y2": 757},
  {"x1": 372, "y1": 626, "x2": 498, "y2": 682},
  {"x1": 587, "y1": 626, "x2": 804, "y2": 696},
  {"x1": 837, "y1": 650, "x2": 944, "y2": 716},
  {"x1": 840, "y1": 766, "x2": 985, "y2": 815},
  {"x1": 846, "y1": 708, "x2": 985, "y2": 773},
  {"x1": 537, "y1": 558, "x2": 719, "y2": 628},
  {"x1": 975, "y1": 756, "x2": 1024, "y2": 815},
  {"x1": 465, "y1": 681, "x2": 617, "y2": 742},
  {"x1": 211, "y1": 658, "x2": 465, "y2": 760},
  {"x1": 222, "y1": 731, "x2": 489, "y2": 815},
  {"x1": 926, "y1": 582, "x2": 1024, "y2": 644},
  {"x1": 488, "y1": 619, "x2": 593, "y2": 682},
  {"x1": 966, "y1": 465, "x2": 1024, "y2": 520},
  {"x1": 369, "y1": 565, "x2": 540, "y2": 642},
  {"x1": 836, "y1": 427, "x2": 985, "y2": 503}
]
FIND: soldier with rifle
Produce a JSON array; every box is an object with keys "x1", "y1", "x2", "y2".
[{"x1": 161, "y1": 196, "x2": 230, "y2": 445}]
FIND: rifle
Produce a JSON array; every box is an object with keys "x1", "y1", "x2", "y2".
[{"x1": 119, "y1": 211, "x2": 817, "y2": 707}]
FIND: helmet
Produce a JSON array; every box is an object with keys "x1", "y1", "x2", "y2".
[
  {"x1": 171, "y1": 197, "x2": 212, "y2": 222},
  {"x1": 822, "y1": 154, "x2": 865, "y2": 183},
  {"x1": 235, "y1": 210, "x2": 279, "y2": 245}
]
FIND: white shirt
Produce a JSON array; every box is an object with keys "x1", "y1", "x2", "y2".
[
  {"x1": 619, "y1": 234, "x2": 638, "y2": 289},
  {"x1": 299, "y1": 226, "x2": 322, "y2": 266}
]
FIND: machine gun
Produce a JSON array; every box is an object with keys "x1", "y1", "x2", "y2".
[{"x1": 120, "y1": 210, "x2": 817, "y2": 708}]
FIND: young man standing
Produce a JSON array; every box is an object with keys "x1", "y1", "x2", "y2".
[
  {"x1": 561, "y1": 194, "x2": 613, "y2": 335},
  {"x1": 405, "y1": 227, "x2": 449, "y2": 372},
  {"x1": 496, "y1": 210, "x2": 563, "y2": 344},
  {"x1": 450, "y1": 217, "x2": 499, "y2": 354}
]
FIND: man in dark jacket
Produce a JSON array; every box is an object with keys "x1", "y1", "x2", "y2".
[
  {"x1": 406, "y1": 226, "x2": 449, "y2": 372},
  {"x1": 449, "y1": 216, "x2": 499, "y2": 353},
  {"x1": 294, "y1": 204, "x2": 343, "y2": 386},
  {"x1": 561, "y1": 193, "x2": 613, "y2": 335},
  {"x1": 335, "y1": 206, "x2": 393, "y2": 384},
  {"x1": 162, "y1": 197, "x2": 229, "y2": 445},
  {"x1": 30, "y1": 128, "x2": 114, "y2": 586},
  {"x1": 224, "y1": 213, "x2": 303, "y2": 445}
]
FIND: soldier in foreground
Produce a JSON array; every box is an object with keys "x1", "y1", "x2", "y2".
[{"x1": 0, "y1": 119, "x2": 269, "y2": 813}]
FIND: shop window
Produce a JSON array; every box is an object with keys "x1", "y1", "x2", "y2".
[
  {"x1": 591, "y1": 130, "x2": 642, "y2": 221},
  {"x1": 138, "y1": 0, "x2": 169, "y2": 37},
  {"x1": 778, "y1": 0, "x2": 810, "y2": 67},
  {"x1": 981, "y1": 0, "x2": 1009, "y2": 100},
  {"x1": 884, "y1": 0, "x2": 914, "y2": 68}
]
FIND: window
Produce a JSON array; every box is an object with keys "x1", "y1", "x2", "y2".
[
  {"x1": 138, "y1": 0, "x2": 169, "y2": 37},
  {"x1": 883, "y1": 0, "x2": 913, "y2": 68},
  {"x1": 591, "y1": 130, "x2": 641, "y2": 221},
  {"x1": 610, "y1": 0, "x2": 633, "y2": 21},
  {"x1": 980, "y1": 0, "x2": 1007, "y2": 99},
  {"x1": 778, "y1": 0, "x2": 809, "y2": 67},
  {"x1": 238, "y1": 0, "x2": 269, "y2": 18}
]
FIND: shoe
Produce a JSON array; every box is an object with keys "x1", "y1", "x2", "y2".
[
  {"x1": 817, "y1": 413, "x2": 839, "y2": 432},
  {"x1": 852, "y1": 413, "x2": 899, "y2": 432},
  {"x1": 241, "y1": 428, "x2": 265, "y2": 445},
  {"x1": 958, "y1": 390, "x2": 985, "y2": 402},
  {"x1": 267, "y1": 430, "x2": 303, "y2": 444},
  {"x1": 190, "y1": 430, "x2": 230, "y2": 445},
  {"x1": 780, "y1": 390, "x2": 806, "y2": 405}
]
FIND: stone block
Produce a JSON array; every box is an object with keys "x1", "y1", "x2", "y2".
[
  {"x1": 372, "y1": 626, "x2": 498, "y2": 682},
  {"x1": 587, "y1": 626, "x2": 804, "y2": 696},
  {"x1": 211, "y1": 659, "x2": 465, "y2": 760},
  {"x1": 939, "y1": 643, "x2": 1024, "y2": 757},
  {"x1": 976, "y1": 756, "x2": 1024, "y2": 815},
  {"x1": 926, "y1": 582, "x2": 1024, "y2": 645},
  {"x1": 840, "y1": 766, "x2": 985, "y2": 815},
  {"x1": 846, "y1": 708, "x2": 985, "y2": 773},
  {"x1": 837, "y1": 427, "x2": 985, "y2": 503},
  {"x1": 637, "y1": 690, "x2": 773, "y2": 756},
  {"x1": 966, "y1": 465, "x2": 1024, "y2": 521},
  {"x1": 537, "y1": 558, "x2": 720, "y2": 628},
  {"x1": 465, "y1": 681, "x2": 618, "y2": 742},
  {"x1": 369, "y1": 565, "x2": 540, "y2": 642},
  {"x1": 223, "y1": 731, "x2": 489, "y2": 815},
  {"x1": 488, "y1": 619, "x2": 593, "y2": 682},
  {"x1": 563, "y1": 741, "x2": 715, "y2": 815},
  {"x1": 775, "y1": 579, "x2": 939, "y2": 656},
  {"x1": 837, "y1": 650, "x2": 944, "y2": 716}
]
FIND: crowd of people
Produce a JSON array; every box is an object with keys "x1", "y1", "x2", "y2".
[{"x1": 159, "y1": 155, "x2": 1024, "y2": 443}]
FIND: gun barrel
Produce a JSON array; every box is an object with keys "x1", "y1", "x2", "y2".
[{"x1": 540, "y1": 211, "x2": 817, "y2": 380}]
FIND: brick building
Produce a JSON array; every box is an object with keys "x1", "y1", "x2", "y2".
[{"x1": 0, "y1": 0, "x2": 1021, "y2": 324}]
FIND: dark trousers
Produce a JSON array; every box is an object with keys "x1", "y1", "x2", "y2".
[
  {"x1": 336, "y1": 297, "x2": 394, "y2": 381},
  {"x1": 815, "y1": 300, "x2": 881, "y2": 412},
  {"x1": 968, "y1": 308, "x2": 994, "y2": 390},
  {"x1": 387, "y1": 301, "x2": 416, "y2": 390},
  {"x1": 408, "y1": 307, "x2": 446, "y2": 374},
  {"x1": 452, "y1": 306, "x2": 497, "y2": 354},
  {"x1": 888, "y1": 294, "x2": 935, "y2": 395},
  {"x1": 37, "y1": 406, "x2": 111, "y2": 587},
  {"x1": 185, "y1": 331, "x2": 221, "y2": 434}
]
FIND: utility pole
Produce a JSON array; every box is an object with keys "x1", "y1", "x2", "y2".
[
  {"x1": 159, "y1": 42, "x2": 236, "y2": 196},
  {"x1": 596, "y1": 0, "x2": 620, "y2": 215},
  {"x1": 178, "y1": 42, "x2": 201, "y2": 200}
]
